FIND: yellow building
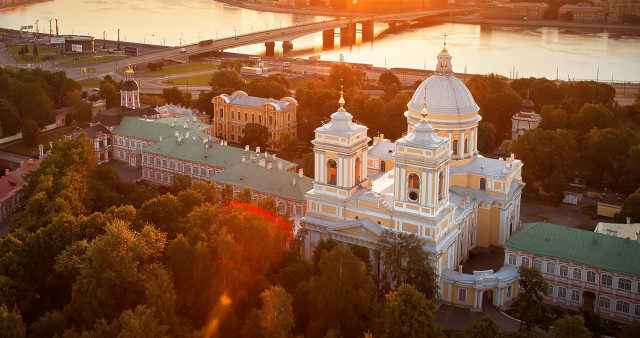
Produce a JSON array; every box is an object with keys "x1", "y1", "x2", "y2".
[
  {"x1": 211, "y1": 91, "x2": 298, "y2": 149},
  {"x1": 302, "y1": 46, "x2": 525, "y2": 307}
]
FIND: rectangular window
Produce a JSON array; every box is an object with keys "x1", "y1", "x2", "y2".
[
  {"x1": 534, "y1": 259, "x2": 542, "y2": 271},
  {"x1": 571, "y1": 290, "x2": 580, "y2": 302},
  {"x1": 169, "y1": 161, "x2": 175, "y2": 170},
  {"x1": 548, "y1": 284, "x2": 554, "y2": 297},
  {"x1": 209, "y1": 169, "x2": 214, "y2": 177},
  {"x1": 185, "y1": 165, "x2": 191, "y2": 173},
  {"x1": 521, "y1": 256, "x2": 530, "y2": 268},
  {"x1": 573, "y1": 268, "x2": 582, "y2": 280},
  {"x1": 558, "y1": 286, "x2": 567, "y2": 299},
  {"x1": 635, "y1": 305, "x2": 640, "y2": 317},
  {"x1": 162, "y1": 160, "x2": 168, "y2": 168},
  {"x1": 178, "y1": 163, "x2": 183, "y2": 171},
  {"x1": 619, "y1": 278, "x2": 632, "y2": 291},
  {"x1": 508, "y1": 254, "x2": 516, "y2": 265},
  {"x1": 546, "y1": 262, "x2": 556, "y2": 274},
  {"x1": 507, "y1": 285, "x2": 512, "y2": 298},
  {"x1": 602, "y1": 274, "x2": 613, "y2": 287},
  {"x1": 458, "y1": 289, "x2": 466, "y2": 302},
  {"x1": 560, "y1": 265, "x2": 568, "y2": 277},
  {"x1": 587, "y1": 271, "x2": 596, "y2": 283},
  {"x1": 201, "y1": 168, "x2": 207, "y2": 176},
  {"x1": 156, "y1": 158, "x2": 161, "y2": 166}
]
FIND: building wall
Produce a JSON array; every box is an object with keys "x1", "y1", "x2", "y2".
[
  {"x1": 211, "y1": 97, "x2": 297, "y2": 148},
  {"x1": 506, "y1": 249, "x2": 640, "y2": 323},
  {"x1": 481, "y1": 2, "x2": 549, "y2": 20}
]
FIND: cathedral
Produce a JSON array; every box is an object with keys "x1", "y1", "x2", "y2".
[{"x1": 301, "y1": 45, "x2": 525, "y2": 294}]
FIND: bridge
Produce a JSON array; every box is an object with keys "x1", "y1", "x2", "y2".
[{"x1": 105, "y1": 8, "x2": 476, "y2": 66}]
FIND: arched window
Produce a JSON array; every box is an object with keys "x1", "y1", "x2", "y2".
[
  {"x1": 245, "y1": 113, "x2": 248, "y2": 121},
  {"x1": 355, "y1": 157, "x2": 361, "y2": 183},
  {"x1": 269, "y1": 116, "x2": 273, "y2": 126},
  {"x1": 464, "y1": 139, "x2": 469, "y2": 153},
  {"x1": 252, "y1": 114, "x2": 255, "y2": 123},
  {"x1": 327, "y1": 160, "x2": 337, "y2": 185},
  {"x1": 380, "y1": 160, "x2": 386, "y2": 172},
  {"x1": 619, "y1": 277, "x2": 632, "y2": 290},
  {"x1": 407, "y1": 173, "x2": 420, "y2": 202},
  {"x1": 452, "y1": 140, "x2": 458, "y2": 155},
  {"x1": 438, "y1": 171, "x2": 444, "y2": 200},
  {"x1": 616, "y1": 301, "x2": 630, "y2": 313},
  {"x1": 259, "y1": 115, "x2": 262, "y2": 124},
  {"x1": 219, "y1": 108, "x2": 223, "y2": 118},
  {"x1": 480, "y1": 178, "x2": 486, "y2": 190}
]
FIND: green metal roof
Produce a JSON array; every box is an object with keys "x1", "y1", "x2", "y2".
[
  {"x1": 208, "y1": 162, "x2": 312, "y2": 202},
  {"x1": 506, "y1": 222, "x2": 640, "y2": 276},
  {"x1": 142, "y1": 137, "x2": 295, "y2": 171},
  {"x1": 112, "y1": 116, "x2": 213, "y2": 142}
]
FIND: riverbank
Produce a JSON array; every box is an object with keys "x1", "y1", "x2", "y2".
[
  {"x1": 214, "y1": 0, "x2": 360, "y2": 17},
  {"x1": 435, "y1": 16, "x2": 640, "y2": 32}
]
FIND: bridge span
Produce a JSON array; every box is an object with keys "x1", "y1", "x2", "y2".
[{"x1": 103, "y1": 8, "x2": 476, "y2": 67}]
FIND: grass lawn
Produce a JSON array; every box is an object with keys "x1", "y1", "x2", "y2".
[
  {"x1": 0, "y1": 126, "x2": 76, "y2": 157},
  {"x1": 140, "y1": 63, "x2": 217, "y2": 76},
  {"x1": 78, "y1": 78, "x2": 102, "y2": 88},
  {"x1": 162, "y1": 73, "x2": 213, "y2": 86},
  {"x1": 59, "y1": 55, "x2": 125, "y2": 66}
]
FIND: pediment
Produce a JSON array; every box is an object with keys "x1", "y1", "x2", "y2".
[{"x1": 328, "y1": 218, "x2": 384, "y2": 239}]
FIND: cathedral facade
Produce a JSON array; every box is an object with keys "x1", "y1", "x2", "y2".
[{"x1": 301, "y1": 47, "x2": 525, "y2": 300}]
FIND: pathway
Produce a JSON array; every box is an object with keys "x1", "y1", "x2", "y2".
[{"x1": 435, "y1": 303, "x2": 521, "y2": 333}]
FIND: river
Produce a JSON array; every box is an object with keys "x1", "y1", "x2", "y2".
[{"x1": 1, "y1": 0, "x2": 639, "y2": 81}]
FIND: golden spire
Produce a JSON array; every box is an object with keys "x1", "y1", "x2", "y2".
[
  {"x1": 125, "y1": 64, "x2": 134, "y2": 74},
  {"x1": 338, "y1": 84, "x2": 346, "y2": 111},
  {"x1": 443, "y1": 32, "x2": 448, "y2": 49},
  {"x1": 420, "y1": 88, "x2": 428, "y2": 122}
]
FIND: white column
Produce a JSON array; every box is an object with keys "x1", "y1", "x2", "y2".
[
  {"x1": 427, "y1": 171, "x2": 434, "y2": 206},
  {"x1": 399, "y1": 165, "x2": 406, "y2": 200},
  {"x1": 420, "y1": 169, "x2": 427, "y2": 205},
  {"x1": 395, "y1": 166, "x2": 401, "y2": 197},
  {"x1": 460, "y1": 130, "x2": 465, "y2": 157}
]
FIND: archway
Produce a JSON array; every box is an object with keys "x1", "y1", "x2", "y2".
[
  {"x1": 583, "y1": 291, "x2": 595, "y2": 311},
  {"x1": 482, "y1": 289, "x2": 494, "y2": 308}
]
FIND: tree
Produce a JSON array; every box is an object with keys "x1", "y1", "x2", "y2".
[
  {"x1": 272, "y1": 132, "x2": 298, "y2": 161},
  {"x1": 220, "y1": 184, "x2": 234, "y2": 201},
  {"x1": 514, "y1": 266, "x2": 549, "y2": 332},
  {"x1": 466, "y1": 316, "x2": 499, "y2": 338},
  {"x1": 138, "y1": 193, "x2": 183, "y2": 237},
  {"x1": 21, "y1": 119, "x2": 39, "y2": 146},
  {"x1": 241, "y1": 123, "x2": 270, "y2": 150},
  {"x1": 551, "y1": 315, "x2": 592, "y2": 338},
  {"x1": 171, "y1": 173, "x2": 192, "y2": 194},
  {"x1": 467, "y1": 74, "x2": 522, "y2": 141},
  {"x1": 252, "y1": 286, "x2": 295, "y2": 338},
  {"x1": 246, "y1": 78, "x2": 291, "y2": 100},
  {"x1": 237, "y1": 188, "x2": 254, "y2": 204},
  {"x1": 0, "y1": 98, "x2": 22, "y2": 136},
  {"x1": 381, "y1": 284, "x2": 442, "y2": 338},
  {"x1": 539, "y1": 105, "x2": 568, "y2": 130},
  {"x1": 377, "y1": 229, "x2": 439, "y2": 301},
  {"x1": 378, "y1": 71, "x2": 400, "y2": 91},
  {"x1": 32, "y1": 44, "x2": 39, "y2": 56},
  {"x1": 615, "y1": 187, "x2": 640, "y2": 223},
  {"x1": 99, "y1": 75, "x2": 122, "y2": 108},
  {"x1": 309, "y1": 247, "x2": 375, "y2": 337},
  {"x1": 573, "y1": 103, "x2": 613, "y2": 135},
  {"x1": 328, "y1": 63, "x2": 365, "y2": 90},
  {"x1": 140, "y1": 93, "x2": 166, "y2": 108},
  {"x1": 209, "y1": 69, "x2": 245, "y2": 93},
  {"x1": 477, "y1": 122, "x2": 496, "y2": 154},
  {"x1": 580, "y1": 127, "x2": 636, "y2": 189},
  {"x1": 162, "y1": 87, "x2": 186, "y2": 106},
  {"x1": 0, "y1": 305, "x2": 27, "y2": 338}
]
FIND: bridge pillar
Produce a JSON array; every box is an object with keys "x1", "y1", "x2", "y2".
[
  {"x1": 340, "y1": 23, "x2": 356, "y2": 47},
  {"x1": 282, "y1": 41, "x2": 293, "y2": 55},
  {"x1": 362, "y1": 21, "x2": 374, "y2": 42},
  {"x1": 265, "y1": 41, "x2": 275, "y2": 56},
  {"x1": 322, "y1": 29, "x2": 334, "y2": 49}
]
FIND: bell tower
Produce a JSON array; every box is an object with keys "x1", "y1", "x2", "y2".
[
  {"x1": 120, "y1": 65, "x2": 140, "y2": 109},
  {"x1": 311, "y1": 88, "x2": 369, "y2": 200},
  {"x1": 394, "y1": 96, "x2": 452, "y2": 217}
]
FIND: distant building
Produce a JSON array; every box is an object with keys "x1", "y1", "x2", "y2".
[
  {"x1": 211, "y1": 91, "x2": 297, "y2": 148},
  {"x1": 559, "y1": 3, "x2": 607, "y2": 23},
  {"x1": 54, "y1": 107, "x2": 71, "y2": 128},
  {"x1": 0, "y1": 145, "x2": 45, "y2": 223},
  {"x1": 597, "y1": 193, "x2": 624, "y2": 218},
  {"x1": 68, "y1": 124, "x2": 111, "y2": 164},
  {"x1": 481, "y1": 1, "x2": 549, "y2": 20},
  {"x1": 86, "y1": 92, "x2": 107, "y2": 118},
  {"x1": 595, "y1": 222, "x2": 640, "y2": 240},
  {"x1": 366, "y1": 134, "x2": 395, "y2": 176},
  {"x1": 511, "y1": 92, "x2": 541, "y2": 140},
  {"x1": 111, "y1": 116, "x2": 216, "y2": 167},
  {"x1": 153, "y1": 104, "x2": 211, "y2": 124},
  {"x1": 505, "y1": 222, "x2": 640, "y2": 323},
  {"x1": 602, "y1": 0, "x2": 640, "y2": 23}
]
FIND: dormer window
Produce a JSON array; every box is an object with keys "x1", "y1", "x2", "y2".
[{"x1": 407, "y1": 173, "x2": 420, "y2": 202}]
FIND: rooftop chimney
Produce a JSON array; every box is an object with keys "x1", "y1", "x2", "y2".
[
  {"x1": 258, "y1": 159, "x2": 266, "y2": 167},
  {"x1": 20, "y1": 161, "x2": 24, "y2": 168},
  {"x1": 159, "y1": 136, "x2": 163, "y2": 142},
  {"x1": 28, "y1": 159, "x2": 33, "y2": 165},
  {"x1": 466, "y1": 195, "x2": 470, "y2": 202},
  {"x1": 292, "y1": 178, "x2": 296, "y2": 186},
  {"x1": 278, "y1": 162, "x2": 283, "y2": 170},
  {"x1": 298, "y1": 168, "x2": 304, "y2": 178},
  {"x1": 628, "y1": 217, "x2": 632, "y2": 225},
  {"x1": 242, "y1": 156, "x2": 246, "y2": 163},
  {"x1": 273, "y1": 153, "x2": 276, "y2": 160},
  {"x1": 267, "y1": 163, "x2": 272, "y2": 170},
  {"x1": 256, "y1": 146, "x2": 260, "y2": 154},
  {"x1": 245, "y1": 145, "x2": 249, "y2": 151},
  {"x1": 38, "y1": 144, "x2": 44, "y2": 159},
  {"x1": 4, "y1": 169, "x2": 9, "y2": 176},
  {"x1": 458, "y1": 265, "x2": 463, "y2": 274}
]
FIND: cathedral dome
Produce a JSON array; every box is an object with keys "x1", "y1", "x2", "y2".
[
  {"x1": 121, "y1": 79, "x2": 139, "y2": 91},
  {"x1": 406, "y1": 48, "x2": 479, "y2": 117},
  {"x1": 520, "y1": 92, "x2": 535, "y2": 113}
]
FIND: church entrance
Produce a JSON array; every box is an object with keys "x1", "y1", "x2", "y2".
[{"x1": 583, "y1": 291, "x2": 595, "y2": 311}]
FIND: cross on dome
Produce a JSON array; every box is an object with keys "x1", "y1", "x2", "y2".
[
  {"x1": 421, "y1": 87, "x2": 428, "y2": 122},
  {"x1": 338, "y1": 84, "x2": 346, "y2": 111}
]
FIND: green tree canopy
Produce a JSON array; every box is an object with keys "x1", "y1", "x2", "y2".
[
  {"x1": 378, "y1": 71, "x2": 401, "y2": 91},
  {"x1": 551, "y1": 315, "x2": 592, "y2": 338},
  {"x1": 381, "y1": 284, "x2": 442, "y2": 338},
  {"x1": 477, "y1": 121, "x2": 497, "y2": 154},
  {"x1": 241, "y1": 123, "x2": 270, "y2": 150},
  {"x1": 209, "y1": 69, "x2": 245, "y2": 93},
  {"x1": 466, "y1": 315, "x2": 499, "y2": 338}
]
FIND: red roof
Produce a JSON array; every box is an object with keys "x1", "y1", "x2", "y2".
[{"x1": 0, "y1": 158, "x2": 43, "y2": 204}]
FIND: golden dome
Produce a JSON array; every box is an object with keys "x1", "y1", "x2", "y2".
[{"x1": 124, "y1": 65, "x2": 134, "y2": 74}]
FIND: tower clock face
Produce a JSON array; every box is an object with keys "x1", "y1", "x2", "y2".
[{"x1": 409, "y1": 191, "x2": 419, "y2": 202}]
